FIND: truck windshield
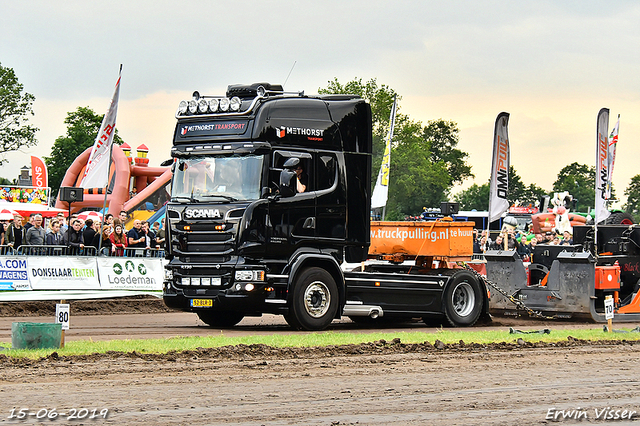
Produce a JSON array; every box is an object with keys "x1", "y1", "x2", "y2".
[{"x1": 171, "y1": 154, "x2": 263, "y2": 202}]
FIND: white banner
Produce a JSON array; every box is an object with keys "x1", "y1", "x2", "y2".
[
  {"x1": 80, "y1": 67, "x2": 122, "y2": 189},
  {"x1": 596, "y1": 108, "x2": 611, "y2": 224},
  {"x1": 371, "y1": 96, "x2": 397, "y2": 209},
  {"x1": 488, "y1": 112, "x2": 510, "y2": 224},
  {"x1": 0, "y1": 257, "x2": 30, "y2": 290},
  {"x1": 28, "y1": 257, "x2": 100, "y2": 290},
  {"x1": 97, "y1": 257, "x2": 163, "y2": 291}
]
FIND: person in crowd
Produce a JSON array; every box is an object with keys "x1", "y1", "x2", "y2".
[
  {"x1": 473, "y1": 234, "x2": 482, "y2": 254},
  {"x1": 63, "y1": 219, "x2": 85, "y2": 255},
  {"x1": 505, "y1": 229, "x2": 521, "y2": 251},
  {"x1": 142, "y1": 221, "x2": 156, "y2": 249},
  {"x1": 23, "y1": 213, "x2": 36, "y2": 231},
  {"x1": 93, "y1": 225, "x2": 113, "y2": 254},
  {"x1": 82, "y1": 218, "x2": 96, "y2": 246},
  {"x1": 56, "y1": 212, "x2": 68, "y2": 233},
  {"x1": 535, "y1": 233, "x2": 545, "y2": 245},
  {"x1": 561, "y1": 230, "x2": 574, "y2": 245},
  {"x1": 156, "y1": 218, "x2": 166, "y2": 248},
  {"x1": 529, "y1": 238, "x2": 538, "y2": 262},
  {"x1": 541, "y1": 231, "x2": 555, "y2": 244},
  {"x1": 119, "y1": 210, "x2": 129, "y2": 232},
  {"x1": 0, "y1": 220, "x2": 7, "y2": 245},
  {"x1": 45, "y1": 220, "x2": 63, "y2": 246},
  {"x1": 127, "y1": 219, "x2": 146, "y2": 255},
  {"x1": 490, "y1": 234, "x2": 505, "y2": 251},
  {"x1": 4, "y1": 214, "x2": 25, "y2": 249},
  {"x1": 479, "y1": 235, "x2": 489, "y2": 253},
  {"x1": 110, "y1": 224, "x2": 128, "y2": 256},
  {"x1": 25, "y1": 214, "x2": 46, "y2": 246},
  {"x1": 105, "y1": 213, "x2": 114, "y2": 230}
]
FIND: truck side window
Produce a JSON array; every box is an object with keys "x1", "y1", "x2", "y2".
[{"x1": 316, "y1": 154, "x2": 336, "y2": 190}]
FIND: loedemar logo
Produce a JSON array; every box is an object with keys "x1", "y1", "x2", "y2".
[
  {"x1": 113, "y1": 263, "x2": 123, "y2": 275},
  {"x1": 138, "y1": 263, "x2": 147, "y2": 275}
]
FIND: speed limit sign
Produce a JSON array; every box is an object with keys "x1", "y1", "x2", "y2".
[
  {"x1": 604, "y1": 296, "x2": 614, "y2": 321},
  {"x1": 55, "y1": 303, "x2": 70, "y2": 330}
]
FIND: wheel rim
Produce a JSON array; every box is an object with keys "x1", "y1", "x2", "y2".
[
  {"x1": 304, "y1": 281, "x2": 331, "y2": 318},
  {"x1": 451, "y1": 281, "x2": 475, "y2": 317}
]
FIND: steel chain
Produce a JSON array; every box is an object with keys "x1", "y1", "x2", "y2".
[{"x1": 460, "y1": 262, "x2": 557, "y2": 320}]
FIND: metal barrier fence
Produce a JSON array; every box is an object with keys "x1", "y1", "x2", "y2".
[{"x1": 1, "y1": 244, "x2": 164, "y2": 258}]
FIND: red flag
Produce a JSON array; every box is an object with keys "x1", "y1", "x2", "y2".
[{"x1": 30, "y1": 156, "x2": 48, "y2": 188}]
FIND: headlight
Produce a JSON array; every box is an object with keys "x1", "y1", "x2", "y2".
[
  {"x1": 219, "y1": 97, "x2": 230, "y2": 112},
  {"x1": 208, "y1": 98, "x2": 219, "y2": 112},
  {"x1": 191, "y1": 277, "x2": 201, "y2": 286},
  {"x1": 230, "y1": 97, "x2": 241, "y2": 111},
  {"x1": 201, "y1": 277, "x2": 211, "y2": 286},
  {"x1": 235, "y1": 270, "x2": 265, "y2": 281},
  {"x1": 188, "y1": 100, "x2": 197, "y2": 114},
  {"x1": 178, "y1": 100, "x2": 188, "y2": 115},
  {"x1": 181, "y1": 277, "x2": 190, "y2": 286},
  {"x1": 198, "y1": 99, "x2": 208, "y2": 113}
]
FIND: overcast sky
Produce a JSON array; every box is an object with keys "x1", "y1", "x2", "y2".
[{"x1": 2, "y1": 1, "x2": 639, "y2": 207}]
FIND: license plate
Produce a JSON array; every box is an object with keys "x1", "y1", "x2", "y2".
[{"x1": 190, "y1": 299, "x2": 213, "y2": 308}]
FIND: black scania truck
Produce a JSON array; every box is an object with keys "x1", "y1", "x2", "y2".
[{"x1": 163, "y1": 83, "x2": 486, "y2": 330}]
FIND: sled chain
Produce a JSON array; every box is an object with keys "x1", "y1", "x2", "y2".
[{"x1": 461, "y1": 263, "x2": 557, "y2": 320}]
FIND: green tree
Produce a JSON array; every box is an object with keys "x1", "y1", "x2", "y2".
[
  {"x1": 624, "y1": 175, "x2": 640, "y2": 222},
  {"x1": 0, "y1": 176, "x2": 13, "y2": 185},
  {"x1": 0, "y1": 63, "x2": 38, "y2": 163},
  {"x1": 552, "y1": 162, "x2": 595, "y2": 212},
  {"x1": 508, "y1": 166, "x2": 547, "y2": 207},
  {"x1": 454, "y1": 182, "x2": 489, "y2": 211},
  {"x1": 45, "y1": 106, "x2": 123, "y2": 197}
]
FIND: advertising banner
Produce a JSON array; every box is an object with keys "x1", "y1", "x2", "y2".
[
  {"x1": 0, "y1": 186, "x2": 49, "y2": 204},
  {"x1": 97, "y1": 257, "x2": 163, "y2": 291},
  {"x1": 371, "y1": 96, "x2": 397, "y2": 210},
  {"x1": 488, "y1": 112, "x2": 510, "y2": 224},
  {"x1": 0, "y1": 257, "x2": 30, "y2": 290},
  {"x1": 28, "y1": 257, "x2": 100, "y2": 290},
  {"x1": 595, "y1": 108, "x2": 611, "y2": 224}
]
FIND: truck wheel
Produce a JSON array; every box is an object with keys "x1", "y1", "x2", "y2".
[
  {"x1": 290, "y1": 267, "x2": 339, "y2": 331},
  {"x1": 442, "y1": 271, "x2": 483, "y2": 327},
  {"x1": 605, "y1": 212, "x2": 635, "y2": 225},
  {"x1": 197, "y1": 311, "x2": 244, "y2": 328}
]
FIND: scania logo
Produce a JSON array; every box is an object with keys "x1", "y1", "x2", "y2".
[{"x1": 185, "y1": 208, "x2": 222, "y2": 219}]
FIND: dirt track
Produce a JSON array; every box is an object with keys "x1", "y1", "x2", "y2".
[{"x1": 2, "y1": 299, "x2": 640, "y2": 424}]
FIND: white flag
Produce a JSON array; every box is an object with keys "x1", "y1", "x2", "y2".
[
  {"x1": 488, "y1": 112, "x2": 510, "y2": 224},
  {"x1": 606, "y1": 114, "x2": 619, "y2": 199},
  {"x1": 595, "y1": 108, "x2": 610, "y2": 224},
  {"x1": 371, "y1": 96, "x2": 397, "y2": 209},
  {"x1": 80, "y1": 68, "x2": 121, "y2": 189}
]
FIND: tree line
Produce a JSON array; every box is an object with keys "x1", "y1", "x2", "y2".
[{"x1": 2, "y1": 63, "x2": 640, "y2": 220}]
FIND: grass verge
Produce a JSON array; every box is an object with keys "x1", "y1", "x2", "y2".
[{"x1": 2, "y1": 327, "x2": 640, "y2": 359}]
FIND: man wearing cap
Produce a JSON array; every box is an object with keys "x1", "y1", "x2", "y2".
[{"x1": 542, "y1": 231, "x2": 555, "y2": 244}]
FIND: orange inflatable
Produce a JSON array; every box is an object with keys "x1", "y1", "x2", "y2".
[{"x1": 54, "y1": 145, "x2": 170, "y2": 215}]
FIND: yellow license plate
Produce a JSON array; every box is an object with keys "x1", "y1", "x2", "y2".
[{"x1": 190, "y1": 299, "x2": 213, "y2": 308}]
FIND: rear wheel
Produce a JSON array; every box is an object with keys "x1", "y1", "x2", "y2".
[
  {"x1": 442, "y1": 271, "x2": 484, "y2": 327},
  {"x1": 197, "y1": 310, "x2": 244, "y2": 328},
  {"x1": 289, "y1": 267, "x2": 338, "y2": 331},
  {"x1": 606, "y1": 212, "x2": 635, "y2": 225}
]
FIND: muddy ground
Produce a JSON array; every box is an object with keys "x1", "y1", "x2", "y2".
[{"x1": 2, "y1": 299, "x2": 640, "y2": 424}]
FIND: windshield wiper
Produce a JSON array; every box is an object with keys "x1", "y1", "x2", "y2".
[
  {"x1": 171, "y1": 196, "x2": 199, "y2": 203},
  {"x1": 200, "y1": 194, "x2": 238, "y2": 202}
]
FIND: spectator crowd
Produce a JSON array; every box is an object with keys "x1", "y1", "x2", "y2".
[
  {"x1": 472, "y1": 226, "x2": 575, "y2": 262},
  {"x1": 0, "y1": 210, "x2": 166, "y2": 257}
]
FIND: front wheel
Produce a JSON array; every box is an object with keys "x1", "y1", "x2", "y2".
[
  {"x1": 289, "y1": 267, "x2": 339, "y2": 331},
  {"x1": 197, "y1": 310, "x2": 244, "y2": 328},
  {"x1": 442, "y1": 271, "x2": 484, "y2": 327}
]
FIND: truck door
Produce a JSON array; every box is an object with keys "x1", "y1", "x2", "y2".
[
  {"x1": 268, "y1": 151, "x2": 315, "y2": 257},
  {"x1": 315, "y1": 152, "x2": 345, "y2": 239}
]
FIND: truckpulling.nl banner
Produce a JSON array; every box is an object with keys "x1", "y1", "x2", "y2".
[
  {"x1": 80, "y1": 67, "x2": 121, "y2": 189},
  {"x1": 596, "y1": 108, "x2": 611, "y2": 224},
  {"x1": 488, "y1": 112, "x2": 510, "y2": 224}
]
